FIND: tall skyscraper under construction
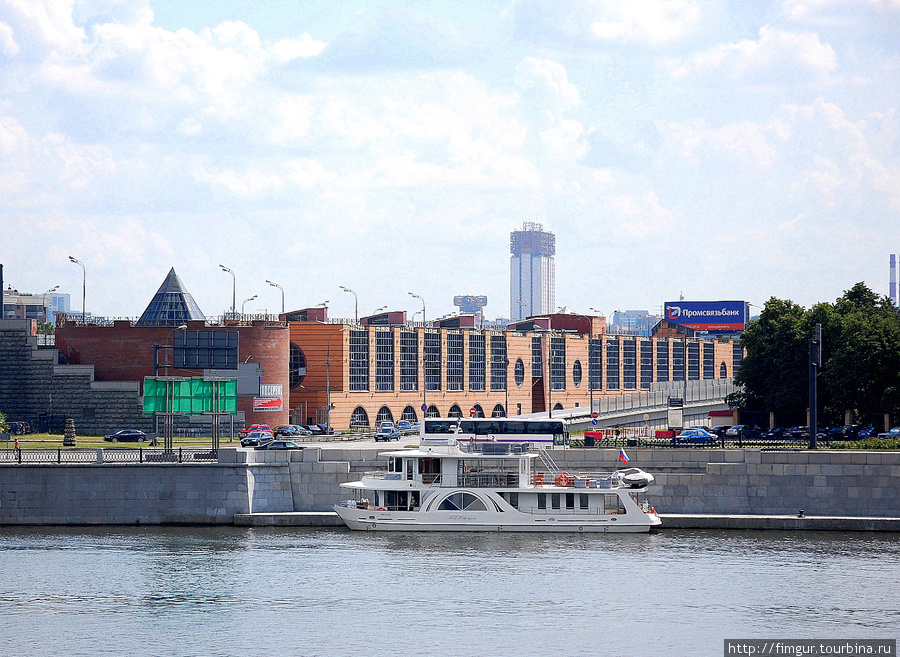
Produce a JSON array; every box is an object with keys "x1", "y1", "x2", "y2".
[{"x1": 510, "y1": 222, "x2": 556, "y2": 321}]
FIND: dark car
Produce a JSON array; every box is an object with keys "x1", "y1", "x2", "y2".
[
  {"x1": 762, "y1": 426, "x2": 786, "y2": 439},
  {"x1": 294, "y1": 425, "x2": 313, "y2": 436},
  {"x1": 103, "y1": 429, "x2": 147, "y2": 443},
  {"x1": 273, "y1": 425, "x2": 300, "y2": 437},
  {"x1": 316, "y1": 424, "x2": 334, "y2": 435},
  {"x1": 857, "y1": 426, "x2": 879, "y2": 439},
  {"x1": 672, "y1": 428, "x2": 715, "y2": 445},
  {"x1": 306, "y1": 425, "x2": 324, "y2": 435},
  {"x1": 9, "y1": 421, "x2": 31, "y2": 435},
  {"x1": 725, "y1": 425, "x2": 762, "y2": 441},
  {"x1": 375, "y1": 427, "x2": 401, "y2": 442},
  {"x1": 827, "y1": 425, "x2": 859, "y2": 441},
  {"x1": 786, "y1": 426, "x2": 810, "y2": 440},
  {"x1": 240, "y1": 431, "x2": 274, "y2": 448},
  {"x1": 256, "y1": 440, "x2": 304, "y2": 450},
  {"x1": 709, "y1": 425, "x2": 731, "y2": 439}
]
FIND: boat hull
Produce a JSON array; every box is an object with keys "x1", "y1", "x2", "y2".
[{"x1": 334, "y1": 506, "x2": 661, "y2": 533}]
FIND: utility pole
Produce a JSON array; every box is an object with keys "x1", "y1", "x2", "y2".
[{"x1": 809, "y1": 323, "x2": 822, "y2": 449}]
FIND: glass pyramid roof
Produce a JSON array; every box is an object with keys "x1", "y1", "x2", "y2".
[{"x1": 135, "y1": 268, "x2": 206, "y2": 326}]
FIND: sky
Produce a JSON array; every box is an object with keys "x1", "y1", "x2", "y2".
[{"x1": 1, "y1": 0, "x2": 898, "y2": 322}]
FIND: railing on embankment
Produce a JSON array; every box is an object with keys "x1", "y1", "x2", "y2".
[{"x1": 0, "y1": 448, "x2": 219, "y2": 465}]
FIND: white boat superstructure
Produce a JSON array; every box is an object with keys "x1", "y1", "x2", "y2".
[{"x1": 334, "y1": 437, "x2": 661, "y2": 532}]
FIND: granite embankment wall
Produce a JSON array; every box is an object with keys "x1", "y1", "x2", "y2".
[{"x1": 0, "y1": 447, "x2": 897, "y2": 525}]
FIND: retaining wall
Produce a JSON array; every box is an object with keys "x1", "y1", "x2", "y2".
[{"x1": 0, "y1": 447, "x2": 897, "y2": 525}]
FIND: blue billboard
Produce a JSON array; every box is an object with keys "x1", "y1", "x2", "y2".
[{"x1": 664, "y1": 301, "x2": 747, "y2": 333}]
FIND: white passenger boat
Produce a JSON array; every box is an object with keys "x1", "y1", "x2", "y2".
[{"x1": 334, "y1": 435, "x2": 661, "y2": 532}]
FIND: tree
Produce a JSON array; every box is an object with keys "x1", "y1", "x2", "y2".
[{"x1": 730, "y1": 283, "x2": 900, "y2": 426}]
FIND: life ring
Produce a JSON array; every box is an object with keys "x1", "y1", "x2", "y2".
[
  {"x1": 556, "y1": 472, "x2": 571, "y2": 487},
  {"x1": 376, "y1": 507, "x2": 386, "y2": 511}
]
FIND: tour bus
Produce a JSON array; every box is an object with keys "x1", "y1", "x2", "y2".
[{"x1": 420, "y1": 417, "x2": 569, "y2": 446}]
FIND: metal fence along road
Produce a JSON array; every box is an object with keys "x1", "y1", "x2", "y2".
[{"x1": 0, "y1": 447, "x2": 220, "y2": 465}]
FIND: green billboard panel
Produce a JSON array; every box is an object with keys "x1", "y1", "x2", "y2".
[{"x1": 143, "y1": 377, "x2": 237, "y2": 415}]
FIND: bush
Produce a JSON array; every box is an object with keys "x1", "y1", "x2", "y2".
[{"x1": 831, "y1": 437, "x2": 900, "y2": 450}]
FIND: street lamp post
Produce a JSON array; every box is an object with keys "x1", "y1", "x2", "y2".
[
  {"x1": 339, "y1": 286, "x2": 357, "y2": 324},
  {"x1": 68, "y1": 257, "x2": 85, "y2": 323},
  {"x1": 219, "y1": 265, "x2": 236, "y2": 317},
  {"x1": 409, "y1": 292, "x2": 427, "y2": 416},
  {"x1": 326, "y1": 327, "x2": 348, "y2": 433},
  {"x1": 241, "y1": 295, "x2": 257, "y2": 317},
  {"x1": 265, "y1": 280, "x2": 284, "y2": 314},
  {"x1": 43, "y1": 285, "x2": 59, "y2": 322}
]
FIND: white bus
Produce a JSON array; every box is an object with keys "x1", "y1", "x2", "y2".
[{"x1": 421, "y1": 417, "x2": 569, "y2": 446}]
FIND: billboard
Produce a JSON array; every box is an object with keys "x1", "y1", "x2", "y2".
[{"x1": 664, "y1": 301, "x2": 747, "y2": 332}]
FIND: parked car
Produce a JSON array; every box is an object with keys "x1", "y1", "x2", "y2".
[
  {"x1": 256, "y1": 440, "x2": 304, "y2": 450},
  {"x1": 375, "y1": 427, "x2": 401, "y2": 442},
  {"x1": 316, "y1": 424, "x2": 334, "y2": 435},
  {"x1": 397, "y1": 420, "x2": 413, "y2": 432},
  {"x1": 725, "y1": 425, "x2": 762, "y2": 441},
  {"x1": 273, "y1": 425, "x2": 300, "y2": 437},
  {"x1": 672, "y1": 428, "x2": 715, "y2": 445},
  {"x1": 709, "y1": 425, "x2": 731, "y2": 439},
  {"x1": 761, "y1": 426, "x2": 786, "y2": 440},
  {"x1": 240, "y1": 431, "x2": 274, "y2": 448},
  {"x1": 878, "y1": 427, "x2": 900, "y2": 439},
  {"x1": 827, "y1": 425, "x2": 856, "y2": 441},
  {"x1": 306, "y1": 425, "x2": 324, "y2": 435},
  {"x1": 240, "y1": 424, "x2": 272, "y2": 438},
  {"x1": 293, "y1": 425, "x2": 313, "y2": 436},
  {"x1": 857, "y1": 426, "x2": 879, "y2": 439},
  {"x1": 103, "y1": 429, "x2": 147, "y2": 443},
  {"x1": 786, "y1": 426, "x2": 810, "y2": 440}
]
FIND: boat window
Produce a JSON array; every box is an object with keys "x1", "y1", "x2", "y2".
[
  {"x1": 537, "y1": 493, "x2": 546, "y2": 510},
  {"x1": 565, "y1": 493, "x2": 574, "y2": 510},
  {"x1": 388, "y1": 457, "x2": 403, "y2": 473},
  {"x1": 438, "y1": 492, "x2": 487, "y2": 512},
  {"x1": 508, "y1": 492, "x2": 518, "y2": 509},
  {"x1": 604, "y1": 494, "x2": 626, "y2": 515},
  {"x1": 406, "y1": 460, "x2": 414, "y2": 480},
  {"x1": 551, "y1": 494, "x2": 560, "y2": 510},
  {"x1": 579, "y1": 494, "x2": 589, "y2": 510}
]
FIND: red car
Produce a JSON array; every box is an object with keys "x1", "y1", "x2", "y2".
[{"x1": 239, "y1": 424, "x2": 272, "y2": 437}]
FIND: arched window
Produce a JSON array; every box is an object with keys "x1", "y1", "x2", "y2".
[
  {"x1": 573, "y1": 360, "x2": 582, "y2": 387},
  {"x1": 491, "y1": 404, "x2": 505, "y2": 418},
  {"x1": 350, "y1": 407, "x2": 369, "y2": 429},
  {"x1": 472, "y1": 404, "x2": 485, "y2": 418},
  {"x1": 425, "y1": 404, "x2": 440, "y2": 418},
  {"x1": 514, "y1": 358, "x2": 525, "y2": 387},
  {"x1": 401, "y1": 405, "x2": 418, "y2": 422},
  {"x1": 553, "y1": 402, "x2": 563, "y2": 411},
  {"x1": 289, "y1": 343, "x2": 307, "y2": 388},
  {"x1": 448, "y1": 405, "x2": 463, "y2": 418},
  {"x1": 438, "y1": 492, "x2": 487, "y2": 511},
  {"x1": 720, "y1": 362, "x2": 727, "y2": 378},
  {"x1": 376, "y1": 406, "x2": 394, "y2": 425}
]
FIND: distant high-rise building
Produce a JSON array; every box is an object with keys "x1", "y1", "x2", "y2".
[{"x1": 510, "y1": 222, "x2": 555, "y2": 321}]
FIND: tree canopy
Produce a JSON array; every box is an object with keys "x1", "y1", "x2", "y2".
[{"x1": 728, "y1": 283, "x2": 900, "y2": 426}]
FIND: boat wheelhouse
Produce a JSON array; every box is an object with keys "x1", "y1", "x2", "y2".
[{"x1": 334, "y1": 434, "x2": 660, "y2": 533}]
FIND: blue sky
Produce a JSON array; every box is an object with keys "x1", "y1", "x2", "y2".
[{"x1": 1, "y1": 0, "x2": 898, "y2": 321}]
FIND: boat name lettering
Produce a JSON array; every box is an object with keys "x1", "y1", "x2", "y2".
[{"x1": 447, "y1": 514, "x2": 477, "y2": 520}]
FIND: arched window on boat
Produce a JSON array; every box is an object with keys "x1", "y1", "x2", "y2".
[
  {"x1": 491, "y1": 404, "x2": 505, "y2": 418},
  {"x1": 350, "y1": 406, "x2": 369, "y2": 430},
  {"x1": 438, "y1": 492, "x2": 487, "y2": 512},
  {"x1": 376, "y1": 406, "x2": 394, "y2": 425},
  {"x1": 425, "y1": 404, "x2": 440, "y2": 418},
  {"x1": 448, "y1": 404, "x2": 463, "y2": 418},
  {"x1": 400, "y1": 405, "x2": 418, "y2": 422}
]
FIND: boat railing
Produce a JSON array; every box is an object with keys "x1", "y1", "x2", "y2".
[
  {"x1": 532, "y1": 472, "x2": 621, "y2": 488},
  {"x1": 458, "y1": 472, "x2": 519, "y2": 488},
  {"x1": 522, "y1": 507, "x2": 622, "y2": 516}
]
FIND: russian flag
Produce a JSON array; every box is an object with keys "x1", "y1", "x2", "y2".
[{"x1": 619, "y1": 448, "x2": 630, "y2": 464}]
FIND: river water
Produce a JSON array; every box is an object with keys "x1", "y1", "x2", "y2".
[{"x1": 0, "y1": 527, "x2": 897, "y2": 657}]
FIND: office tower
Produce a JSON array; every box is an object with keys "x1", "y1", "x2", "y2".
[{"x1": 510, "y1": 222, "x2": 555, "y2": 321}]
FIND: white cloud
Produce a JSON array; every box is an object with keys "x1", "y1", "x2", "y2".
[
  {"x1": 585, "y1": 0, "x2": 701, "y2": 45},
  {"x1": 0, "y1": 20, "x2": 18, "y2": 55},
  {"x1": 669, "y1": 25, "x2": 837, "y2": 83},
  {"x1": 272, "y1": 34, "x2": 326, "y2": 61},
  {"x1": 515, "y1": 57, "x2": 579, "y2": 109}
]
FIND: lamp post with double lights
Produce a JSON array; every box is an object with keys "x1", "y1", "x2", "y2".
[
  {"x1": 339, "y1": 286, "x2": 357, "y2": 324},
  {"x1": 68, "y1": 256, "x2": 85, "y2": 323},
  {"x1": 265, "y1": 280, "x2": 284, "y2": 315},
  {"x1": 408, "y1": 292, "x2": 427, "y2": 415},
  {"x1": 43, "y1": 285, "x2": 59, "y2": 322},
  {"x1": 219, "y1": 265, "x2": 236, "y2": 318}
]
